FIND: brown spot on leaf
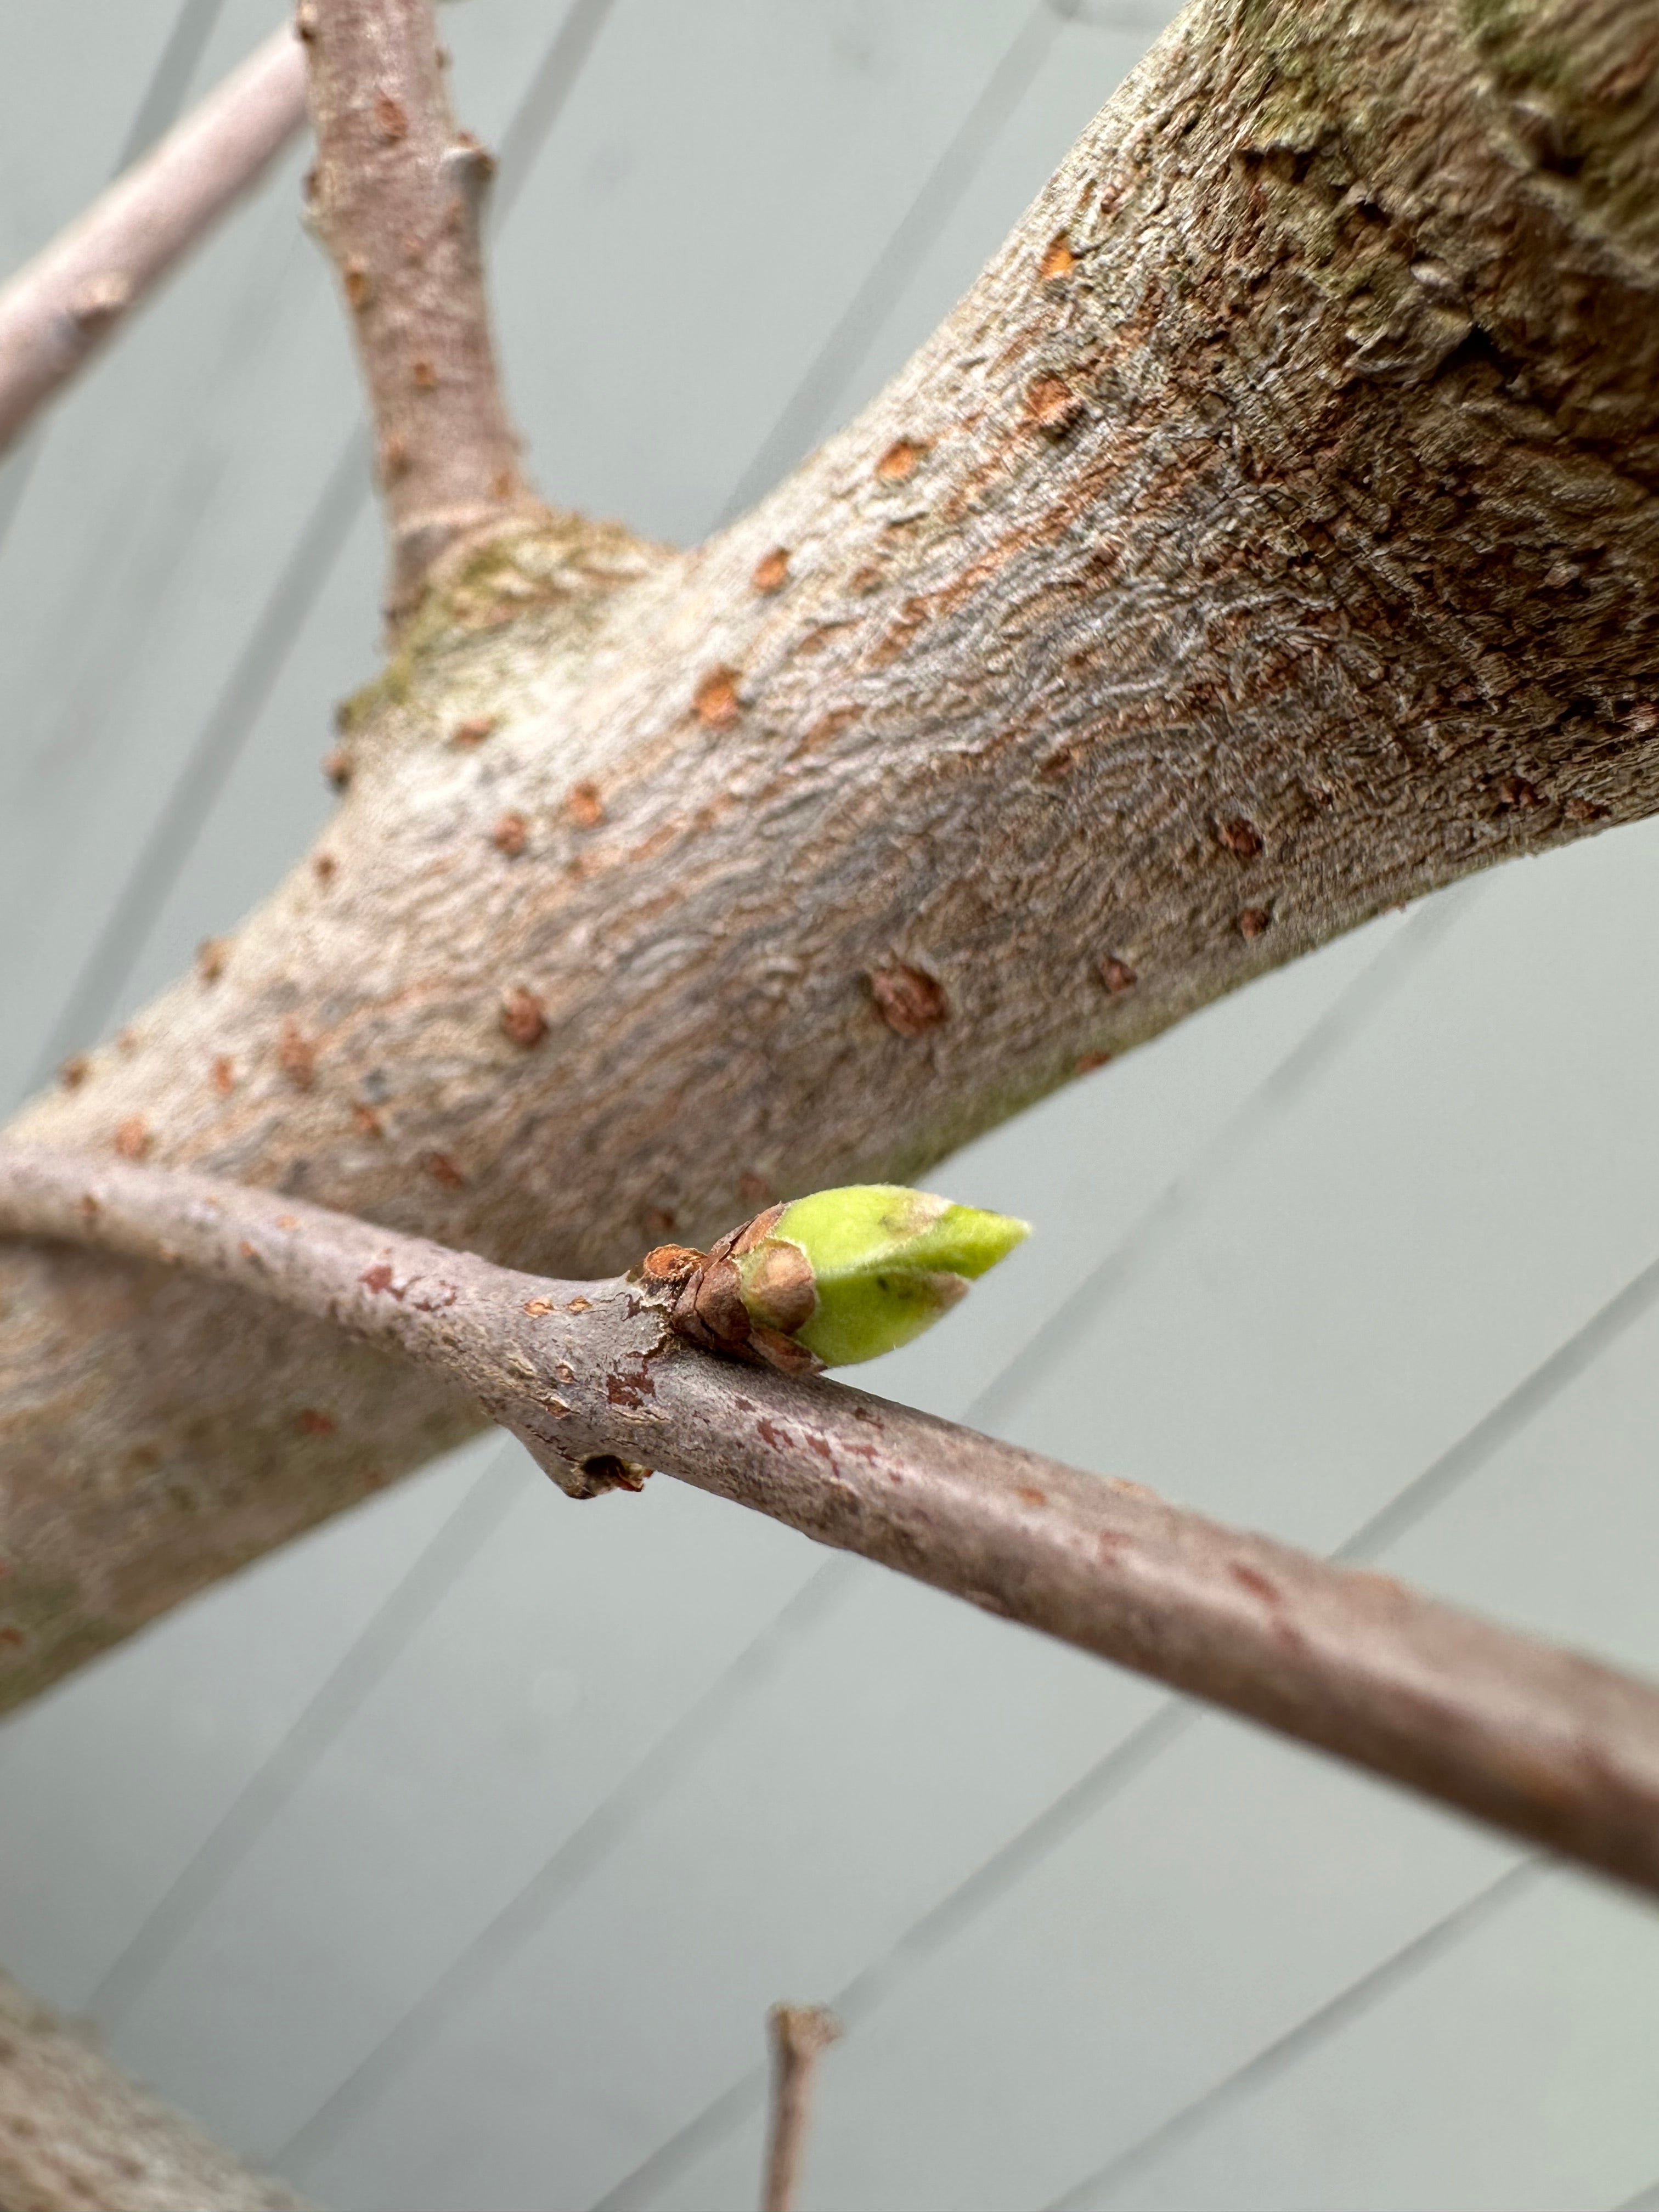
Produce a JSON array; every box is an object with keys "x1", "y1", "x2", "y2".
[
  {"x1": 1238, "y1": 906, "x2": 1272, "y2": 939},
  {"x1": 212, "y1": 1055, "x2": 236, "y2": 1098},
  {"x1": 452, "y1": 713, "x2": 498, "y2": 747},
  {"x1": 1076, "y1": 1050, "x2": 1112, "y2": 1074},
  {"x1": 322, "y1": 749, "x2": 351, "y2": 790},
  {"x1": 0, "y1": 1628, "x2": 23, "y2": 1651},
  {"x1": 523, "y1": 1296, "x2": 556, "y2": 1316},
  {"x1": 492, "y1": 811, "x2": 529, "y2": 857},
  {"x1": 752, "y1": 546, "x2": 791, "y2": 594},
  {"x1": 1017, "y1": 1485, "x2": 1048, "y2": 1508},
  {"x1": 1039, "y1": 232, "x2": 1075, "y2": 281},
  {"x1": 491, "y1": 468, "x2": 514, "y2": 499},
  {"x1": 114, "y1": 1118, "x2": 151, "y2": 1161},
  {"x1": 742, "y1": 1240, "x2": 815, "y2": 1335},
  {"x1": 343, "y1": 260, "x2": 371, "y2": 310},
  {"x1": 565, "y1": 779, "x2": 604, "y2": 828},
  {"x1": 375, "y1": 91, "x2": 408, "y2": 140},
  {"x1": 353, "y1": 1102, "x2": 385, "y2": 1139},
  {"x1": 196, "y1": 938, "x2": 227, "y2": 984},
  {"x1": 693, "y1": 667, "x2": 741, "y2": 728},
  {"x1": 500, "y1": 985, "x2": 548, "y2": 1048},
  {"x1": 1497, "y1": 774, "x2": 1541, "y2": 811},
  {"x1": 870, "y1": 963, "x2": 949, "y2": 1038},
  {"x1": 567, "y1": 1295, "x2": 591, "y2": 1313},
  {"x1": 1218, "y1": 816, "x2": 1263, "y2": 859},
  {"x1": 313, "y1": 851, "x2": 337, "y2": 884},
  {"x1": 360, "y1": 1262, "x2": 398, "y2": 1296},
  {"x1": 379, "y1": 433, "x2": 408, "y2": 483},
  {"x1": 423, "y1": 1150, "x2": 467, "y2": 1189},
  {"x1": 296, "y1": 1407, "x2": 336, "y2": 1437},
  {"x1": 1565, "y1": 795, "x2": 1608, "y2": 822},
  {"x1": 875, "y1": 437, "x2": 924, "y2": 482},
  {"x1": 411, "y1": 357, "x2": 437, "y2": 391},
  {"x1": 279, "y1": 1019, "x2": 317, "y2": 1091},
  {"x1": 59, "y1": 1056, "x2": 89, "y2": 1091},
  {"x1": 1100, "y1": 955, "x2": 1137, "y2": 994}
]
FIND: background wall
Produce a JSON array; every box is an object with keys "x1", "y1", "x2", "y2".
[{"x1": 2, "y1": 5, "x2": 1658, "y2": 2208}]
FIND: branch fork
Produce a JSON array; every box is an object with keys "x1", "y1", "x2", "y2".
[{"x1": 299, "y1": 0, "x2": 546, "y2": 616}]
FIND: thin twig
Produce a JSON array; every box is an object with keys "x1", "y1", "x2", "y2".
[
  {"x1": 761, "y1": 2005, "x2": 842, "y2": 2212},
  {"x1": 4, "y1": 1142, "x2": 1659, "y2": 1898},
  {"x1": 0, "y1": 26, "x2": 307, "y2": 456},
  {"x1": 300, "y1": 0, "x2": 545, "y2": 616}
]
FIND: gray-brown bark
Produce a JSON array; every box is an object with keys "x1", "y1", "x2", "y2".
[
  {"x1": 300, "y1": 0, "x2": 545, "y2": 613},
  {"x1": 2, "y1": 0, "x2": 1656, "y2": 1709},
  {"x1": 0, "y1": 1965, "x2": 312, "y2": 2212},
  {"x1": 9, "y1": 1144, "x2": 1659, "y2": 1899},
  {"x1": 761, "y1": 2006, "x2": 842, "y2": 2212},
  {"x1": 0, "y1": 26, "x2": 307, "y2": 455}
]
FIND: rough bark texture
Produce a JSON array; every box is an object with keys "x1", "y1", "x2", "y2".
[
  {"x1": 0, "y1": 27, "x2": 307, "y2": 455},
  {"x1": 3, "y1": 0, "x2": 1657, "y2": 1707},
  {"x1": 300, "y1": 0, "x2": 545, "y2": 612},
  {"x1": 9, "y1": 1146, "x2": 1659, "y2": 1898},
  {"x1": 0, "y1": 1966, "x2": 313, "y2": 2212}
]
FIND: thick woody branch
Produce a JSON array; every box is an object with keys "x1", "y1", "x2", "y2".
[
  {"x1": 0, "y1": 27, "x2": 307, "y2": 456},
  {"x1": 299, "y1": 0, "x2": 543, "y2": 614},
  {"x1": 5, "y1": 0, "x2": 1658, "y2": 1722},
  {"x1": 0, "y1": 1964, "x2": 312, "y2": 2212},
  {"x1": 761, "y1": 2005, "x2": 842, "y2": 2212},
  {"x1": 5, "y1": 1143, "x2": 1659, "y2": 1901}
]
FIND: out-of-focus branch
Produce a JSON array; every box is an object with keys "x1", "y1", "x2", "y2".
[
  {"x1": 761, "y1": 2005, "x2": 842, "y2": 2212},
  {"x1": 0, "y1": 26, "x2": 307, "y2": 457},
  {"x1": 6, "y1": 1142, "x2": 1659, "y2": 1901},
  {"x1": 0, "y1": 1965, "x2": 313, "y2": 2212},
  {"x1": 300, "y1": 0, "x2": 545, "y2": 617}
]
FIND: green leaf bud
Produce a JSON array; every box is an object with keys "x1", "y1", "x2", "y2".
[{"x1": 733, "y1": 1184, "x2": 1029, "y2": 1368}]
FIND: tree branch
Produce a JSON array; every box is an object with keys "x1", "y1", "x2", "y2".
[
  {"x1": 300, "y1": 0, "x2": 545, "y2": 616},
  {"x1": 761, "y1": 2005, "x2": 841, "y2": 2212},
  {"x1": 0, "y1": 1964, "x2": 313, "y2": 2212},
  {"x1": 0, "y1": 26, "x2": 307, "y2": 456},
  {"x1": 4, "y1": 0, "x2": 1657, "y2": 1720},
  {"x1": 5, "y1": 1142, "x2": 1659, "y2": 1901}
]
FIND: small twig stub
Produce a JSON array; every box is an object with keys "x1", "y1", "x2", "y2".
[{"x1": 761, "y1": 2003, "x2": 843, "y2": 2212}]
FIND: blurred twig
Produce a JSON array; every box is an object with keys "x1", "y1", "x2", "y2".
[{"x1": 761, "y1": 2005, "x2": 842, "y2": 2212}]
